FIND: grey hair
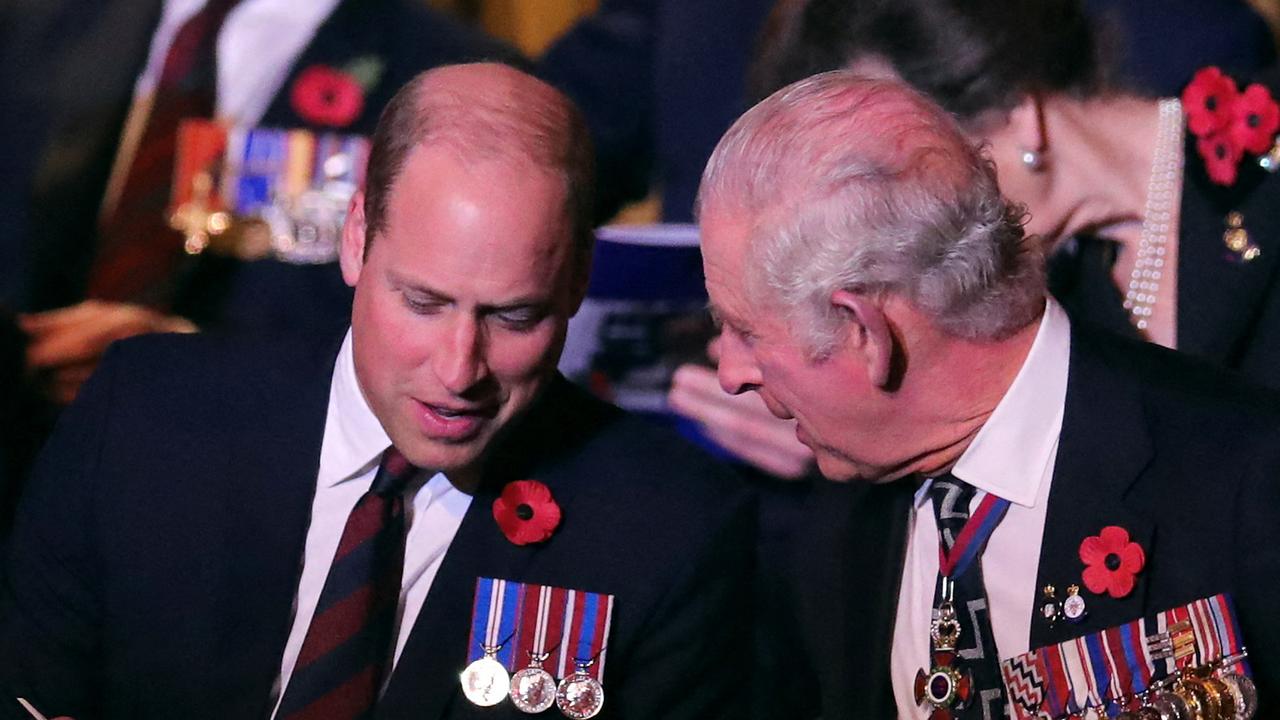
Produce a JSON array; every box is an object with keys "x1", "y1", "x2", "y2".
[{"x1": 699, "y1": 70, "x2": 1045, "y2": 355}]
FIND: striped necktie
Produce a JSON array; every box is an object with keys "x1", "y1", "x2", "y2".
[
  {"x1": 276, "y1": 448, "x2": 419, "y2": 720},
  {"x1": 89, "y1": 0, "x2": 242, "y2": 306}
]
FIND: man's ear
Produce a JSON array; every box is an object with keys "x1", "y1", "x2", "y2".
[
  {"x1": 830, "y1": 289, "x2": 894, "y2": 388},
  {"x1": 339, "y1": 191, "x2": 368, "y2": 288}
]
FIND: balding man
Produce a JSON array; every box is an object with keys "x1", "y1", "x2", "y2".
[
  {"x1": 698, "y1": 71, "x2": 1280, "y2": 719},
  {"x1": 0, "y1": 63, "x2": 752, "y2": 720}
]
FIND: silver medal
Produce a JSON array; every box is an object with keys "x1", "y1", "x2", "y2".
[
  {"x1": 510, "y1": 665, "x2": 558, "y2": 713},
  {"x1": 556, "y1": 670, "x2": 605, "y2": 719},
  {"x1": 460, "y1": 654, "x2": 511, "y2": 707}
]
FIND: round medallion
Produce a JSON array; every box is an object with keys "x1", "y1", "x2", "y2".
[
  {"x1": 1147, "y1": 690, "x2": 1192, "y2": 720},
  {"x1": 925, "y1": 669, "x2": 957, "y2": 705},
  {"x1": 1042, "y1": 601, "x2": 1059, "y2": 620},
  {"x1": 1062, "y1": 593, "x2": 1087, "y2": 621},
  {"x1": 510, "y1": 666, "x2": 558, "y2": 713},
  {"x1": 460, "y1": 655, "x2": 511, "y2": 707},
  {"x1": 1179, "y1": 677, "x2": 1219, "y2": 719},
  {"x1": 556, "y1": 672, "x2": 605, "y2": 719},
  {"x1": 1220, "y1": 671, "x2": 1258, "y2": 719}
]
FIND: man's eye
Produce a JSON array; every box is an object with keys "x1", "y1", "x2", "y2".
[
  {"x1": 404, "y1": 295, "x2": 444, "y2": 314},
  {"x1": 494, "y1": 308, "x2": 542, "y2": 330}
]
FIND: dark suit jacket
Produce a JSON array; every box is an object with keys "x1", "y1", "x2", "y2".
[
  {"x1": 784, "y1": 326, "x2": 1280, "y2": 719},
  {"x1": 1, "y1": 0, "x2": 516, "y2": 327},
  {"x1": 0, "y1": 331, "x2": 755, "y2": 720},
  {"x1": 1050, "y1": 127, "x2": 1280, "y2": 390}
]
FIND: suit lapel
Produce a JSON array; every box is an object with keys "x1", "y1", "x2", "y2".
[
  {"x1": 1030, "y1": 329, "x2": 1156, "y2": 649},
  {"x1": 1176, "y1": 136, "x2": 1280, "y2": 363},
  {"x1": 795, "y1": 479, "x2": 912, "y2": 717},
  {"x1": 208, "y1": 333, "x2": 343, "y2": 716},
  {"x1": 258, "y1": 0, "x2": 391, "y2": 135}
]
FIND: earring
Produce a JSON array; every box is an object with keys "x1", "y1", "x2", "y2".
[{"x1": 1020, "y1": 148, "x2": 1045, "y2": 172}]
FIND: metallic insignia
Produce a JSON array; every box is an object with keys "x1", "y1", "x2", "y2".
[
  {"x1": 1224, "y1": 211, "x2": 1262, "y2": 262},
  {"x1": 460, "y1": 654, "x2": 511, "y2": 707},
  {"x1": 930, "y1": 601, "x2": 962, "y2": 651},
  {"x1": 1219, "y1": 671, "x2": 1258, "y2": 719},
  {"x1": 555, "y1": 669, "x2": 605, "y2": 719},
  {"x1": 1062, "y1": 584, "x2": 1088, "y2": 623}
]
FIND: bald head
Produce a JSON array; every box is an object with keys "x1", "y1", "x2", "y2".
[
  {"x1": 363, "y1": 63, "x2": 594, "y2": 266},
  {"x1": 699, "y1": 71, "x2": 1044, "y2": 350}
]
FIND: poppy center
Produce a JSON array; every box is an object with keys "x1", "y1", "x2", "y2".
[
  {"x1": 1206, "y1": 96, "x2": 1218, "y2": 111},
  {"x1": 1248, "y1": 113, "x2": 1261, "y2": 128},
  {"x1": 322, "y1": 89, "x2": 337, "y2": 105},
  {"x1": 516, "y1": 503, "x2": 534, "y2": 521},
  {"x1": 1216, "y1": 144, "x2": 1229, "y2": 160},
  {"x1": 1105, "y1": 553, "x2": 1122, "y2": 571}
]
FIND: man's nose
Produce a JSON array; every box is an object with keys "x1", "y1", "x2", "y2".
[
  {"x1": 435, "y1": 315, "x2": 491, "y2": 394},
  {"x1": 715, "y1": 330, "x2": 762, "y2": 395}
]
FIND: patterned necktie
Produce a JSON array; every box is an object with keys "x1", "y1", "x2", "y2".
[
  {"x1": 929, "y1": 475, "x2": 1009, "y2": 720},
  {"x1": 88, "y1": 0, "x2": 243, "y2": 305},
  {"x1": 276, "y1": 448, "x2": 419, "y2": 720}
]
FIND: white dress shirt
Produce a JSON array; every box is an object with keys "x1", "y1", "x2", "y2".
[
  {"x1": 138, "y1": 0, "x2": 342, "y2": 123},
  {"x1": 269, "y1": 331, "x2": 473, "y2": 715},
  {"x1": 891, "y1": 300, "x2": 1072, "y2": 718}
]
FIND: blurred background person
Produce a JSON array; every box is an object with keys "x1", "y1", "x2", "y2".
[
  {"x1": 0, "y1": 0, "x2": 516, "y2": 527},
  {"x1": 670, "y1": 0, "x2": 1280, "y2": 493}
]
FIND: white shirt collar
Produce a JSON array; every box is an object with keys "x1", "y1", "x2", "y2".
[
  {"x1": 318, "y1": 329, "x2": 392, "y2": 488},
  {"x1": 916, "y1": 299, "x2": 1072, "y2": 508}
]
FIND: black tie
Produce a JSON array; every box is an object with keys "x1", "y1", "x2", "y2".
[{"x1": 929, "y1": 474, "x2": 1007, "y2": 720}]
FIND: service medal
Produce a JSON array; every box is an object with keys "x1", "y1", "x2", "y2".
[
  {"x1": 1145, "y1": 689, "x2": 1193, "y2": 720},
  {"x1": 460, "y1": 654, "x2": 511, "y2": 707},
  {"x1": 1219, "y1": 671, "x2": 1257, "y2": 719},
  {"x1": 556, "y1": 669, "x2": 605, "y2": 719},
  {"x1": 510, "y1": 663, "x2": 557, "y2": 713}
]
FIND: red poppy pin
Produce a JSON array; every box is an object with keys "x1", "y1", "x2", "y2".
[
  {"x1": 493, "y1": 480, "x2": 562, "y2": 546},
  {"x1": 1078, "y1": 525, "x2": 1145, "y2": 599},
  {"x1": 1182, "y1": 67, "x2": 1280, "y2": 185},
  {"x1": 289, "y1": 56, "x2": 385, "y2": 129}
]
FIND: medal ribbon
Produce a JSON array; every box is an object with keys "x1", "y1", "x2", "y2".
[
  {"x1": 466, "y1": 578, "x2": 524, "y2": 667},
  {"x1": 936, "y1": 491, "x2": 1011, "y2": 580},
  {"x1": 563, "y1": 589, "x2": 615, "y2": 681},
  {"x1": 1083, "y1": 631, "x2": 1114, "y2": 709}
]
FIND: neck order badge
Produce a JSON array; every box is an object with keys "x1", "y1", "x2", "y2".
[
  {"x1": 460, "y1": 578, "x2": 614, "y2": 718},
  {"x1": 916, "y1": 478, "x2": 1013, "y2": 720}
]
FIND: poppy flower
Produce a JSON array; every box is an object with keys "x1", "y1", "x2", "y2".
[
  {"x1": 290, "y1": 65, "x2": 365, "y2": 128},
  {"x1": 1230, "y1": 84, "x2": 1280, "y2": 155},
  {"x1": 1079, "y1": 525, "x2": 1145, "y2": 598},
  {"x1": 1197, "y1": 132, "x2": 1245, "y2": 186},
  {"x1": 493, "y1": 480, "x2": 561, "y2": 545},
  {"x1": 1182, "y1": 67, "x2": 1238, "y2": 137}
]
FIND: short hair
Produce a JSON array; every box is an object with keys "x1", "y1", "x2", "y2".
[
  {"x1": 363, "y1": 63, "x2": 596, "y2": 275},
  {"x1": 699, "y1": 71, "x2": 1045, "y2": 354},
  {"x1": 753, "y1": 0, "x2": 1111, "y2": 124}
]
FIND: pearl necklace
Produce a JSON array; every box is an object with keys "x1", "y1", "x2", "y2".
[{"x1": 1123, "y1": 98, "x2": 1185, "y2": 333}]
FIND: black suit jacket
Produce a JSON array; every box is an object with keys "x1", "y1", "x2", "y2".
[
  {"x1": 785, "y1": 326, "x2": 1280, "y2": 719},
  {"x1": 1, "y1": 0, "x2": 516, "y2": 324},
  {"x1": 1050, "y1": 127, "x2": 1280, "y2": 390},
  {"x1": 0, "y1": 331, "x2": 754, "y2": 719}
]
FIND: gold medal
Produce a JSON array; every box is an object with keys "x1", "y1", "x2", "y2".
[{"x1": 460, "y1": 652, "x2": 511, "y2": 707}]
